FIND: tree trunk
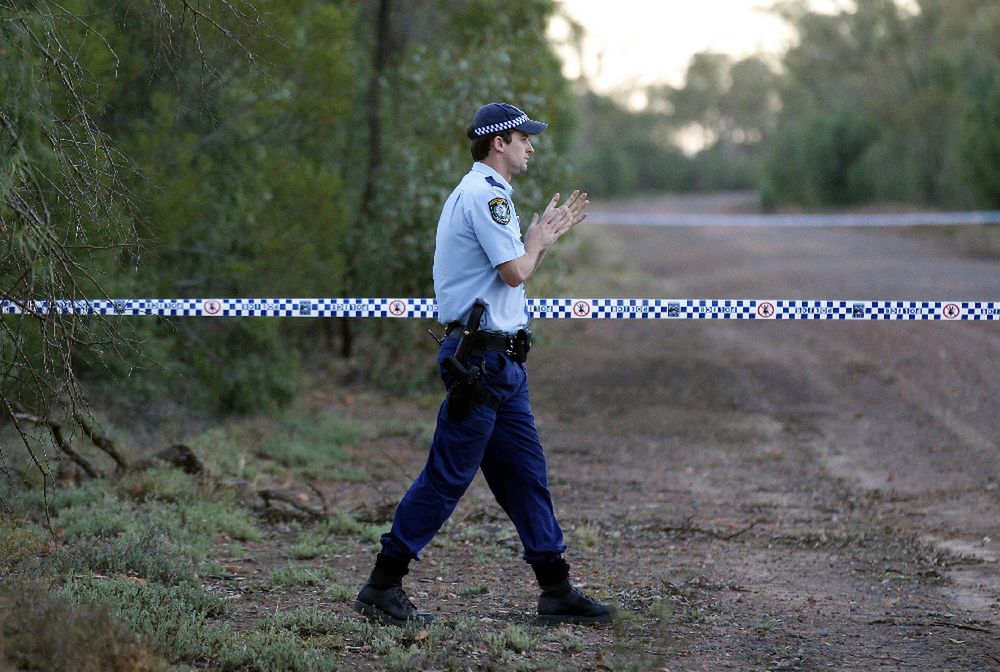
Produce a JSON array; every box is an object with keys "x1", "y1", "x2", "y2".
[{"x1": 343, "y1": 0, "x2": 392, "y2": 358}]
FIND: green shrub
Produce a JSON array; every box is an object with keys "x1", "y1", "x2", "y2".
[
  {"x1": 258, "y1": 607, "x2": 347, "y2": 637},
  {"x1": 215, "y1": 630, "x2": 338, "y2": 672},
  {"x1": 55, "y1": 494, "x2": 141, "y2": 539},
  {"x1": 266, "y1": 564, "x2": 338, "y2": 589},
  {"x1": 257, "y1": 410, "x2": 363, "y2": 475},
  {"x1": 54, "y1": 530, "x2": 197, "y2": 583},
  {"x1": 64, "y1": 577, "x2": 230, "y2": 662},
  {"x1": 52, "y1": 483, "x2": 260, "y2": 582},
  {"x1": 960, "y1": 76, "x2": 1000, "y2": 208},
  {"x1": 116, "y1": 466, "x2": 201, "y2": 503},
  {"x1": 0, "y1": 519, "x2": 48, "y2": 571},
  {"x1": 2, "y1": 576, "x2": 167, "y2": 672}
]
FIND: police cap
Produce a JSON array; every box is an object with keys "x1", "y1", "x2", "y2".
[{"x1": 467, "y1": 103, "x2": 548, "y2": 140}]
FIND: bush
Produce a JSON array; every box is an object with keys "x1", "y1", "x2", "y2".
[
  {"x1": 65, "y1": 577, "x2": 230, "y2": 662},
  {"x1": 761, "y1": 109, "x2": 879, "y2": 208},
  {"x1": 959, "y1": 77, "x2": 1000, "y2": 207},
  {"x1": 1, "y1": 576, "x2": 166, "y2": 672}
]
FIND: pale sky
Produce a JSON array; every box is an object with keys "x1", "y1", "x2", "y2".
[{"x1": 549, "y1": 1, "x2": 798, "y2": 104}]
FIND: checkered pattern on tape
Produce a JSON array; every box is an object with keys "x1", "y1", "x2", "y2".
[
  {"x1": 772, "y1": 301, "x2": 855, "y2": 320},
  {"x1": 865, "y1": 301, "x2": 936, "y2": 320},
  {"x1": 964, "y1": 302, "x2": 1000, "y2": 320},
  {"x1": 3, "y1": 298, "x2": 999, "y2": 320}
]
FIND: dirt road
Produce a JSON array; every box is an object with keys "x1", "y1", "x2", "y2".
[
  {"x1": 516, "y1": 195, "x2": 1000, "y2": 669},
  {"x1": 276, "y1": 195, "x2": 999, "y2": 671}
]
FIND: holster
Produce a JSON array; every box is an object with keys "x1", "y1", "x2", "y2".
[
  {"x1": 446, "y1": 377, "x2": 499, "y2": 421},
  {"x1": 442, "y1": 300, "x2": 499, "y2": 422}
]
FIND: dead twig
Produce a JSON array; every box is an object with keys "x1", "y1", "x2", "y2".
[{"x1": 655, "y1": 516, "x2": 759, "y2": 541}]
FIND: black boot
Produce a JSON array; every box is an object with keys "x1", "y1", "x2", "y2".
[
  {"x1": 354, "y1": 553, "x2": 434, "y2": 626},
  {"x1": 537, "y1": 579, "x2": 615, "y2": 624},
  {"x1": 531, "y1": 558, "x2": 615, "y2": 625}
]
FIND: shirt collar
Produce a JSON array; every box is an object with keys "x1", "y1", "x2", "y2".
[{"x1": 471, "y1": 162, "x2": 513, "y2": 194}]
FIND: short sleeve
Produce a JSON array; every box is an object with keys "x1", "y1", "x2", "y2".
[{"x1": 465, "y1": 191, "x2": 526, "y2": 268}]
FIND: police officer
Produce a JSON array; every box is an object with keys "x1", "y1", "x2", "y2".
[{"x1": 355, "y1": 102, "x2": 614, "y2": 626}]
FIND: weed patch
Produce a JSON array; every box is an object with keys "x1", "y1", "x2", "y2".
[
  {"x1": 216, "y1": 630, "x2": 339, "y2": 672},
  {"x1": 266, "y1": 563, "x2": 338, "y2": 589},
  {"x1": 488, "y1": 624, "x2": 536, "y2": 656},
  {"x1": 257, "y1": 410, "x2": 364, "y2": 477}
]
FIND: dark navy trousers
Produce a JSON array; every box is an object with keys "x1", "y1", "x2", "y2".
[{"x1": 380, "y1": 337, "x2": 567, "y2": 564}]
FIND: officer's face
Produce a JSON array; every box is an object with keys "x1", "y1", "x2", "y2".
[{"x1": 504, "y1": 131, "x2": 534, "y2": 177}]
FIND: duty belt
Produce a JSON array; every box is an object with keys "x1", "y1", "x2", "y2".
[
  {"x1": 445, "y1": 323, "x2": 531, "y2": 362},
  {"x1": 446, "y1": 324, "x2": 511, "y2": 350}
]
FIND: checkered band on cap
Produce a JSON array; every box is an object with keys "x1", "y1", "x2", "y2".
[
  {"x1": 472, "y1": 113, "x2": 530, "y2": 136},
  {"x1": 468, "y1": 103, "x2": 547, "y2": 139}
]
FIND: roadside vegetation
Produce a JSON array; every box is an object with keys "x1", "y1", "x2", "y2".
[{"x1": 0, "y1": 387, "x2": 694, "y2": 671}]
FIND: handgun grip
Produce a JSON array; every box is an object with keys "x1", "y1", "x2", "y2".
[{"x1": 452, "y1": 300, "x2": 486, "y2": 364}]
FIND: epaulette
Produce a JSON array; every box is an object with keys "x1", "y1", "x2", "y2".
[{"x1": 485, "y1": 176, "x2": 505, "y2": 190}]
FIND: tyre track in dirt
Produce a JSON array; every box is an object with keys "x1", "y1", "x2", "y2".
[{"x1": 526, "y1": 202, "x2": 1000, "y2": 670}]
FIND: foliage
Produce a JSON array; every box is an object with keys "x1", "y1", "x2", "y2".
[
  {"x1": 759, "y1": 0, "x2": 1000, "y2": 207},
  {"x1": 1, "y1": 0, "x2": 580, "y2": 501},
  {"x1": 0, "y1": 576, "x2": 167, "y2": 672},
  {"x1": 575, "y1": 0, "x2": 1000, "y2": 207},
  {"x1": 761, "y1": 108, "x2": 880, "y2": 208},
  {"x1": 575, "y1": 92, "x2": 693, "y2": 197},
  {"x1": 0, "y1": 399, "x2": 412, "y2": 670},
  {"x1": 959, "y1": 75, "x2": 1000, "y2": 207},
  {"x1": 576, "y1": 51, "x2": 773, "y2": 197}
]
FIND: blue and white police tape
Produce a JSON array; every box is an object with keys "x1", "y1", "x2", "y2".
[{"x1": 2, "y1": 298, "x2": 999, "y2": 321}]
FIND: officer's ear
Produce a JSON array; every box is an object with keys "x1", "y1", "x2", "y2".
[{"x1": 489, "y1": 135, "x2": 507, "y2": 154}]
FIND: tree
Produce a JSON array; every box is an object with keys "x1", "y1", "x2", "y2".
[
  {"x1": 2, "y1": 0, "x2": 582, "y2": 493},
  {"x1": 0, "y1": 0, "x2": 301, "y2": 494},
  {"x1": 762, "y1": 0, "x2": 1000, "y2": 206},
  {"x1": 959, "y1": 77, "x2": 1000, "y2": 207}
]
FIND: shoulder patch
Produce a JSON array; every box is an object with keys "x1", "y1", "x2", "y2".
[
  {"x1": 488, "y1": 197, "x2": 511, "y2": 226},
  {"x1": 485, "y1": 176, "x2": 505, "y2": 189}
]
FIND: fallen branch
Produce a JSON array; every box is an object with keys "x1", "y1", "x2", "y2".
[
  {"x1": 258, "y1": 488, "x2": 327, "y2": 522},
  {"x1": 867, "y1": 618, "x2": 994, "y2": 634},
  {"x1": 655, "y1": 516, "x2": 759, "y2": 541},
  {"x1": 73, "y1": 410, "x2": 128, "y2": 474},
  {"x1": 305, "y1": 482, "x2": 328, "y2": 516},
  {"x1": 11, "y1": 411, "x2": 100, "y2": 479}
]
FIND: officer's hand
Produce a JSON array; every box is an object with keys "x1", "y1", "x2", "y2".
[
  {"x1": 542, "y1": 190, "x2": 588, "y2": 235},
  {"x1": 527, "y1": 201, "x2": 571, "y2": 248},
  {"x1": 562, "y1": 190, "x2": 589, "y2": 227}
]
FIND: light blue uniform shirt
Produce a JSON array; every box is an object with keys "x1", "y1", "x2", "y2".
[{"x1": 433, "y1": 162, "x2": 529, "y2": 333}]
